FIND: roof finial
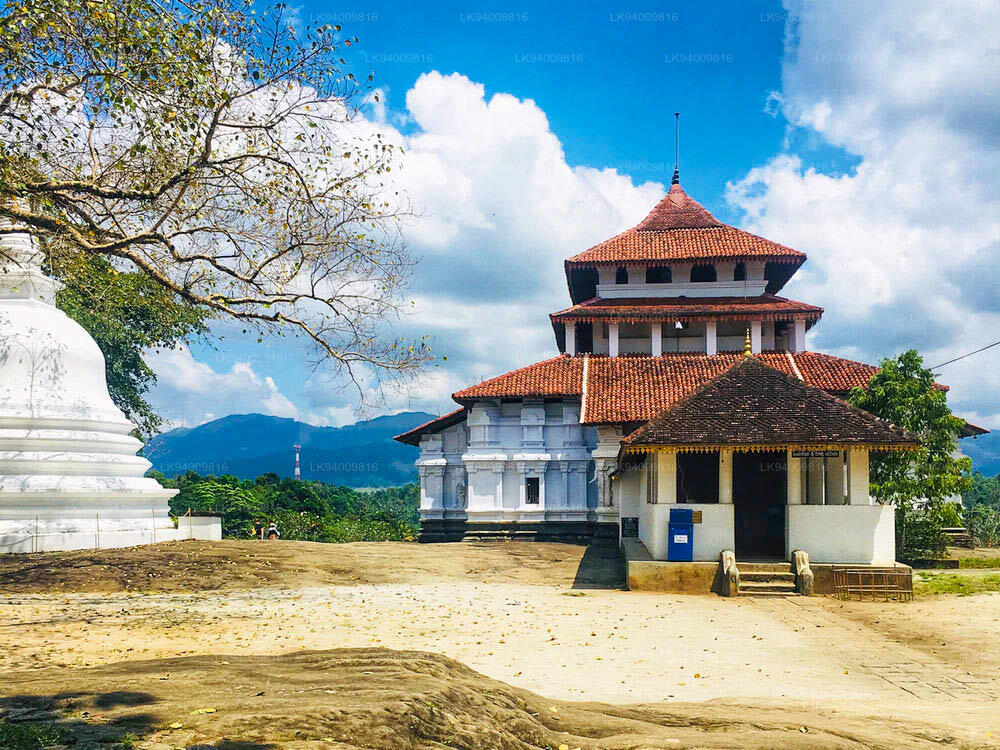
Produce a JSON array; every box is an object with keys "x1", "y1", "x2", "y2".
[
  {"x1": 672, "y1": 112, "x2": 680, "y2": 185},
  {"x1": 743, "y1": 327, "x2": 752, "y2": 357}
]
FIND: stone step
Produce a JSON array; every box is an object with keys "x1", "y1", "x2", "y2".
[
  {"x1": 739, "y1": 591, "x2": 798, "y2": 598},
  {"x1": 741, "y1": 571, "x2": 795, "y2": 583},
  {"x1": 738, "y1": 581, "x2": 798, "y2": 596},
  {"x1": 737, "y1": 562, "x2": 792, "y2": 573}
]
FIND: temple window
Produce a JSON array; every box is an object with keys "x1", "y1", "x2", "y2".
[
  {"x1": 646, "y1": 266, "x2": 671, "y2": 283},
  {"x1": 691, "y1": 264, "x2": 717, "y2": 282},
  {"x1": 734, "y1": 262, "x2": 746, "y2": 281},
  {"x1": 615, "y1": 266, "x2": 629, "y2": 284},
  {"x1": 525, "y1": 477, "x2": 540, "y2": 504},
  {"x1": 677, "y1": 451, "x2": 720, "y2": 503}
]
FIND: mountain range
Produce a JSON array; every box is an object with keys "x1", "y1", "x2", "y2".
[
  {"x1": 143, "y1": 411, "x2": 999, "y2": 488},
  {"x1": 143, "y1": 411, "x2": 435, "y2": 487},
  {"x1": 961, "y1": 431, "x2": 1000, "y2": 477}
]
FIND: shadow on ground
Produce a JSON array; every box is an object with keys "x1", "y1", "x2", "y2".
[
  {"x1": 0, "y1": 690, "x2": 168, "y2": 749},
  {"x1": 572, "y1": 541, "x2": 625, "y2": 589}
]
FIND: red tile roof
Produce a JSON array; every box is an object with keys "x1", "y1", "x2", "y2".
[
  {"x1": 394, "y1": 407, "x2": 467, "y2": 446},
  {"x1": 961, "y1": 421, "x2": 990, "y2": 437},
  {"x1": 448, "y1": 351, "x2": 888, "y2": 422},
  {"x1": 452, "y1": 355, "x2": 585, "y2": 401},
  {"x1": 566, "y1": 183, "x2": 806, "y2": 267},
  {"x1": 623, "y1": 357, "x2": 918, "y2": 450},
  {"x1": 550, "y1": 294, "x2": 823, "y2": 324},
  {"x1": 394, "y1": 352, "x2": 980, "y2": 445},
  {"x1": 635, "y1": 182, "x2": 724, "y2": 230}
]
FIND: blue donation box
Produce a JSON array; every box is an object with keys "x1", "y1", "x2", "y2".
[{"x1": 668, "y1": 507, "x2": 694, "y2": 562}]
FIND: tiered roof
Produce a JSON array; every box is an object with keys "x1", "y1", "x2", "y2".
[
  {"x1": 550, "y1": 294, "x2": 822, "y2": 325},
  {"x1": 396, "y1": 352, "x2": 980, "y2": 444},
  {"x1": 448, "y1": 351, "x2": 885, "y2": 423},
  {"x1": 394, "y1": 179, "x2": 987, "y2": 449},
  {"x1": 565, "y1": 183, "x2": 806, "y2": 268},
  {"x1": 623, "y1": 357, "x2": 919, "y2": 451}
]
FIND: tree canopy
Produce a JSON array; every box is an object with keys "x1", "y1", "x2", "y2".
[
  {"x1": 849, "y1": 349, "x2": 972, "y2": 558},
  {"x1": 53, "y1": 248, "x2": 209, "y2": 436},
  {"x1": 1, "y1": 0, "x2": 430, "y2": 407},
  {"x1": 154, "y1": 469, "x2": 419, "y2": 541}
]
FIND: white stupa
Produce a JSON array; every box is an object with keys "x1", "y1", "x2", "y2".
[{"x1": 0, "y1": 218, "x2": 218, "y2": 552}]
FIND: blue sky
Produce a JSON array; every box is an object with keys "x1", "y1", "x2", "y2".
[
  {"x1": 301, "y1": 0, "x2": 854, "y2": 210},
  {"x1": 146, "y1": 0, "x2": 1000, "y2": 431}
]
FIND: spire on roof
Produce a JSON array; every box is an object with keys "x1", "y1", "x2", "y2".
[
  {"x1": 672, "y1": 112, "x2": 680, "y2": 185},
  {"x1": 743, "y1": 328, "x2": 752, "y2": 357}
]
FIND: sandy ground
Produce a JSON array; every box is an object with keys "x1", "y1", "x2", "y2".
[{"x1": 2, "y1": 540, "x2": 999, "y2": 748}]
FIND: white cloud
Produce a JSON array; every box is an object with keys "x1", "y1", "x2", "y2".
[
  {"x1": 150, "y1": 70, "x2": 665, "y2": 427},
  {"x1": 147, "y1": 345, "x2": 348, "y2": 428},
  {"x1": 727, "y1": 0, "x2": 1000, "y2": 428},
  {"x1": 156, "y1": 8, "x2": 1000, "y2": 435}
]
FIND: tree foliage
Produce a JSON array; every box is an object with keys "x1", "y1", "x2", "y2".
[
  {"x1": 964, "y1": 472, "x2": 1000, "y2": 547},
  {"x1": 0, "y1": 0, "x2": 430, "y2": 404},
  {"x1": 151, "y1": 469, "x2": 419, "y2": 541},
  {"x1": 53, "y1": 247, "x2": 209, "y2": 436},
  {"x1": 848, "y1": 350, "x2": 972, "y2": 559}
]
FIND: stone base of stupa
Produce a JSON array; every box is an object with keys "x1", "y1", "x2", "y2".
[{"x1": 0, "y1": 505, "x2": 221, "y2": 553}]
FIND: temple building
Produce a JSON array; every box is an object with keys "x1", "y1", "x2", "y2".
[{"x1": 396, "y1": 175, "x2": 984, "y2": 580}]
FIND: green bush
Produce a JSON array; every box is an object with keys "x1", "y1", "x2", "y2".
[
  {"x1": 154, "y1": 472, "x2": 419, "y2": 543},
  {"x1": 897, "y1": 505, "x2": 949, "y2": 561},
  {"x1": 965, "y1": 505, "x2": 1000, "y2": 547},
  {"x1": 0, "y1": 720, "x2": 70, "y2": 749}
]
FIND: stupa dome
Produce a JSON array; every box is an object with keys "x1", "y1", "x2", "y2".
[{"x1": 0, "y1": 217, "x2": 201, "y2": 552}]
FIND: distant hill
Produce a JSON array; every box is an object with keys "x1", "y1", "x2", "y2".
[
  {"x1": 143, "y1": 411, "x2": 436, "y2": 486},
  {"x1": 962, "y1": 431, "x2": 1000, "y2": 477}
]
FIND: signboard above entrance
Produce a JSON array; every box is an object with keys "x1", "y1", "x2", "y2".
[{"x1": 792, "y1": 450, "x2": 841, "y2": 458}]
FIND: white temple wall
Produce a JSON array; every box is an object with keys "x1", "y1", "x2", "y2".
[
  {"x1": 416, "y1": 399, "x2": 597, "y2": 525},
  {"x1": 616, "y1": 462, "x2": 641, "y2": 527},
  {"x1": 787, "y1": 505, "x2": 895, "y2": 564},
  {"x1": 502, "y1": 467, "x2": 521, "y2": 509}
]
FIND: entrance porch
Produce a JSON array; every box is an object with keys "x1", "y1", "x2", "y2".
[{"x1": 620, "y1": 447, "x2": 896, "y2": 565}]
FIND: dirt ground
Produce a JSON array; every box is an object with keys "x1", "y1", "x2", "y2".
[
  {"x1": 4, "y1": 649, "x2": 993, "y2": 750},
  {"x1": 0, "y1": 539, "x2": 622, "y2": 593},
  {"x1": 1, "y1": 540, "x2": 998, "y2": 749},
  {"x1": 946, "y1": 545, "x2": 1000, "y2": 561}
]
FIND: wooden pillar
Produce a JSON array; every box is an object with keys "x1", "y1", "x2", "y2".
[
  {"x1": 750, "y1": 320, "x2": 762, "y2": 354},
  {"x1": 719, "y1": 449, "x2": 733, "y2": 504},
  {"x1": 762, "y1": 321, "x2": 775, "y2": 350},
  {"x1": 807, "y1": 457, "x2": 825, "y2": 505},
  {"x1": 848, "y1": 448, "x2": 870, "y2": 505},
  {"x1": 786, "y1": 450, "x2": 802, "y2": 505},
  {"x1": 826, "y1": 451, "x2": 847, "y2": 505},
  {"x1": 657, "y1": 452, "x2": 677, "y2": 504},
  {"x1": 705, "y1": 320, "x2": 718, "y2": 356}
]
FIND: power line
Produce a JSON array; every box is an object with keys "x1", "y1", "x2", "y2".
[{"x1": 930, "y1": 339, "x2": 1000, "y2": 369}]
